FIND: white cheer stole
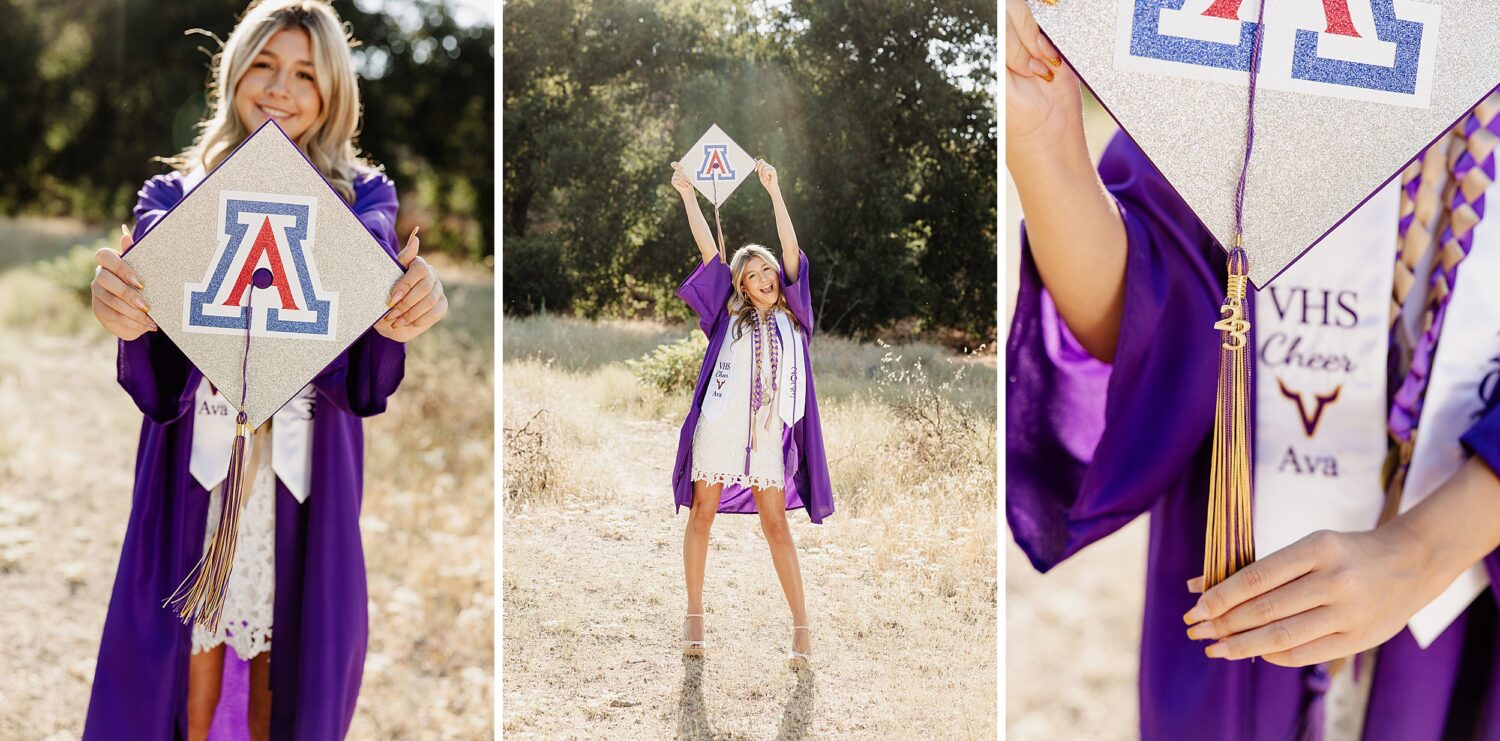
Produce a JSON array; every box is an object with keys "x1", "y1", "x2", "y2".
[
  {"x1": 1254, "y1": 175, "x2": 1500, "y2": 648},
  {"x1": 190, "y1": 377, "x2": 316, "y2": 502}
]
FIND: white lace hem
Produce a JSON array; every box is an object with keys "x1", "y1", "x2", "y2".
[{"x1": 691, "y1": 469, "x2": 784, "y2": 490}]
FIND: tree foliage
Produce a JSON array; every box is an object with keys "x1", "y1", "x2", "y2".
[
  {"x1": 503, "y1": 0, "x2": 996, "y2": 342},
  {"x1": 0, "y1": 0, "x2": 493, "y2": 259}
]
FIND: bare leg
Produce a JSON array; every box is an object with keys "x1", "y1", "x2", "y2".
[
  {"x1": 751, "y1": 486, "x2": 810, "y2": 655},
  {"x1": 186, "y1": 645, "x2": 226, "y2": 741},
  {"x1": 248, "y1": 651, "x2": 272, "y2": 741},
  {"x1": 683, "y1": 480, "x2": 723, "y2": 644}
]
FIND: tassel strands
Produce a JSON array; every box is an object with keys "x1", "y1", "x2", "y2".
[
  {"x1": 165, "y1": 412, "x2": 251, "y2": 633},
  {"x1": 1204, "y1": 244, "x2": 1256, "y2": 589},
  {"x1": 1200, "y1": 0, "x2": 1267, "y2": 589}
]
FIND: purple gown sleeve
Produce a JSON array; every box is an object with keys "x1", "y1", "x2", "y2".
[
  {"x1": 780, "y1": 249, "x2": 815, "y2": 337},
  {"x1": 1459, "y1": 402, "x2": 1500, "y2": 590},
  {"x1": 1006, "y1": 131, "x2": 1226, "y2": 572},
  {"x1": 675, "y1": 256, "x2": 733, "y2": 337},
  {"x1": 308, "y1": 170, "x2": 406, "y2": 417},
  {"x1": 118, "y1": 174, "x2": 195, "y2": 424}
]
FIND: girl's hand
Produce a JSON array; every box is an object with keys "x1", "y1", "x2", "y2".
[
  {"x1": 92, "y1": 226, "x2": 158, "y2": 340},
  {"x1": 376, "y1": 227, "x2": 448, "y2": 343},
  {"x1": 1005, "y1": 0, "x2": 1084, "y2": 160},
  {"x1": 670, "y1": 161, "x2": 695, "y2": 199},
  {"x1": 1183, "y1": 526, "x2": 1449, "y2": 666},
  {"x1": 755, "y1": 159, "x2": 779, "y2": 194}
]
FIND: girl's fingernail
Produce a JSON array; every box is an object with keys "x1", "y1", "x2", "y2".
[
  {"x1": 1183, "y1": 604, "x2": 1207, "y2": 624},
  {"x1": 1187, "y1": 622, "x2": 1215, "y2": 640},
  {"x1": 1048, "y1": 54, "x2": 1063, "y2": 68},
  {"x1": 1205, "y1": 643, "x2": 1228, "y2": 659},
  {"x1": 120, "y1": 224, "x2": 130, "y2": 237},
  {"x1": 1029, "y1": 58, "x2": 1054, "y2": 82}
]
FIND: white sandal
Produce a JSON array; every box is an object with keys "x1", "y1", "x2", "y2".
[
  {"x1": 682, "y1": 613, "x2": 706, "y2": 656},
  {"x1": 786, "y1": 625, "x2": 812, "y2": 669}
]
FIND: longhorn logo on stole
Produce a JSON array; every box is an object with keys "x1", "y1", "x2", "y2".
[
  {"x1": 1120, "y1": 0, "x2": 1440, "y2": 107},
  {"x1": 184, "y1": 191, "x2": 339, "y2": 339}
]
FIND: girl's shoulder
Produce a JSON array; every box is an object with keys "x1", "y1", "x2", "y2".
[
  {"x1": 135, "y1": 170, "x2": 189, "y2": 212},
  {"x1": 352, "y1": 166, "x2": 397, "y2": 198}
]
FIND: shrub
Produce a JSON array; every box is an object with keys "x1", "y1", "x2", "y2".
[{"x1": 626, "y1": 333, "x2": 706, "y2": 395}]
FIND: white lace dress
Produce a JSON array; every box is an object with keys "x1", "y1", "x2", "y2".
[
  {"x1": 191, "y1": 429, "x2": 275, "y2": 660},
  {"x1": 691, "y1": 310, "x2": 786, "y2": 490}
]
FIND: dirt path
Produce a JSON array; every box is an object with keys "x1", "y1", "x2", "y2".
[
  {"x1": 1005, "y1": 521, "x2": 1147, "y2": 739},
  {"x1": 0, "y1": 326, "x2": 138, "y2": 739},
  {"x1": 502, "y1": 386, "x2": 997, "y2": 739}
]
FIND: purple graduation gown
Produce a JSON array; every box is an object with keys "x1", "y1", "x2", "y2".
[
  {"x1": 1007, "y1": 131, "x2": 1500, "y2": 740},
  {"x1": 670, "y1": 251, "x2": 835, "y2": 523},
  {"x1": 84, "y1": 168, "x2": 406, "y2": 740}
]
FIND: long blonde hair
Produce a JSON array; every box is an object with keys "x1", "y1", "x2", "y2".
[
  {"x1": 728, "y1": 244, "x2": 799, "y2": 340},
  {"x1": 171, "y1": 0, "x2": 367, "y2": 202}
]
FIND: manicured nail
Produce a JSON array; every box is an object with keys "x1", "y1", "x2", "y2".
[
  {"x1": 1048, "y1": 54, "x2": 1063, "y2": 68},
  {"x1": 387, "y1": 291, "x2": 404, "y2": 307},
  {"x1": 1186, "y1": 622, "x2": 1216, "y2": 640},
  {"x1": 1205, "y1": 643, "x2": 1228, "y2": 659},
  {"x1": 1029, "y1": 58, "x2": 1052, "y2": 81},
  {"x1": 1183, "y1": 604, "x2": 1207, "y2": 625},
  {"x1": 120, "y1": 224, "x2": 130, "y2": 238}
]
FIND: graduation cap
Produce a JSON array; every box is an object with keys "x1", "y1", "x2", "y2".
[
  {"x1": 1030, "y1": 0, "x2": 1500, "y2": 634},
  {"x1": 679, "y1": 124, "x2": 757, "y2": 259},
  {"x1": 122, "y1": 120, "x2": 403, "y2": 630},
  {"x1": 1031, "y1": 0, "x2": 1500, "y2": 287}
]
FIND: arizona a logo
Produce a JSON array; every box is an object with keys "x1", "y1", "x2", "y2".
[
  {"x1": 696, "y1": 144, "x2": 737, "y2": 182},
  {"x1": 184, "y1": 191, "x2": 338, "y2": 339},
  {"x1": 1118, "y1": 0, "x2": 1440, "y2": 107}
]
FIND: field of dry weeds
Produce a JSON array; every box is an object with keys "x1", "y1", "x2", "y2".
[
  {"x1": 501, "y1": 316, "x2": 998, "y2": 738},
  {"x1": 0, "y1": 217, "x2": 493, "y2": 739}
]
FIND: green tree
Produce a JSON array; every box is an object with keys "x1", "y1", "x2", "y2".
[{"x1": 502, "y1": 0, "x2": 996, "y2": 343}]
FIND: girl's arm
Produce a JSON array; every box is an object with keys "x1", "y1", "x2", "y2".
[
  {"x1": 1006, "y1": 0, "x2": 1127, "y2": 362},
  {"x1": 670, "y1": 162, "x2": 720, "y2": 265},
  {"x1": 755, "y1": 160, "x2": 800, "y2": 283}
]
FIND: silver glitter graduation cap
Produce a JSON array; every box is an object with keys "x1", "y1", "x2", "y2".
[
  {"x1": 681, "y1": 124, "x2": 757, "y2": 208},
  {"x1": 123, "y1": 120, "x2": 404, "y2": 429},
  {"x1": 1031, "y1": 0, "x2": 1500, "y2": 287}
]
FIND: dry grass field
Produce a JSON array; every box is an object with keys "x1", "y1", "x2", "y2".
[
  {"x1": 501, "y1": 315, "x2": 998, "y2": 738},
  {"x1": 0, "y1": 217, "x2": 494, "y2": 739}
]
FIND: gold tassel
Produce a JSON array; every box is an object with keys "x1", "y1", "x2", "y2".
[
  {"x1": 164, "y1": 410, "x2": 252, "y2": 633},
  {"x1": 1203, "y1": 241, "x2": 1256, "y2": 589}
]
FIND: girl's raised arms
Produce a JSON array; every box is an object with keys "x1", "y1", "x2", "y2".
[
  {"x1": 754, "y1": 159, "x2": 800, "y2": 283},
  {"x1": 671, "y1": 162, "x2": 721, "y2": 265},
  {"x1": 1006, "y1": 0, "x2": 1127, "y2": 362}
]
